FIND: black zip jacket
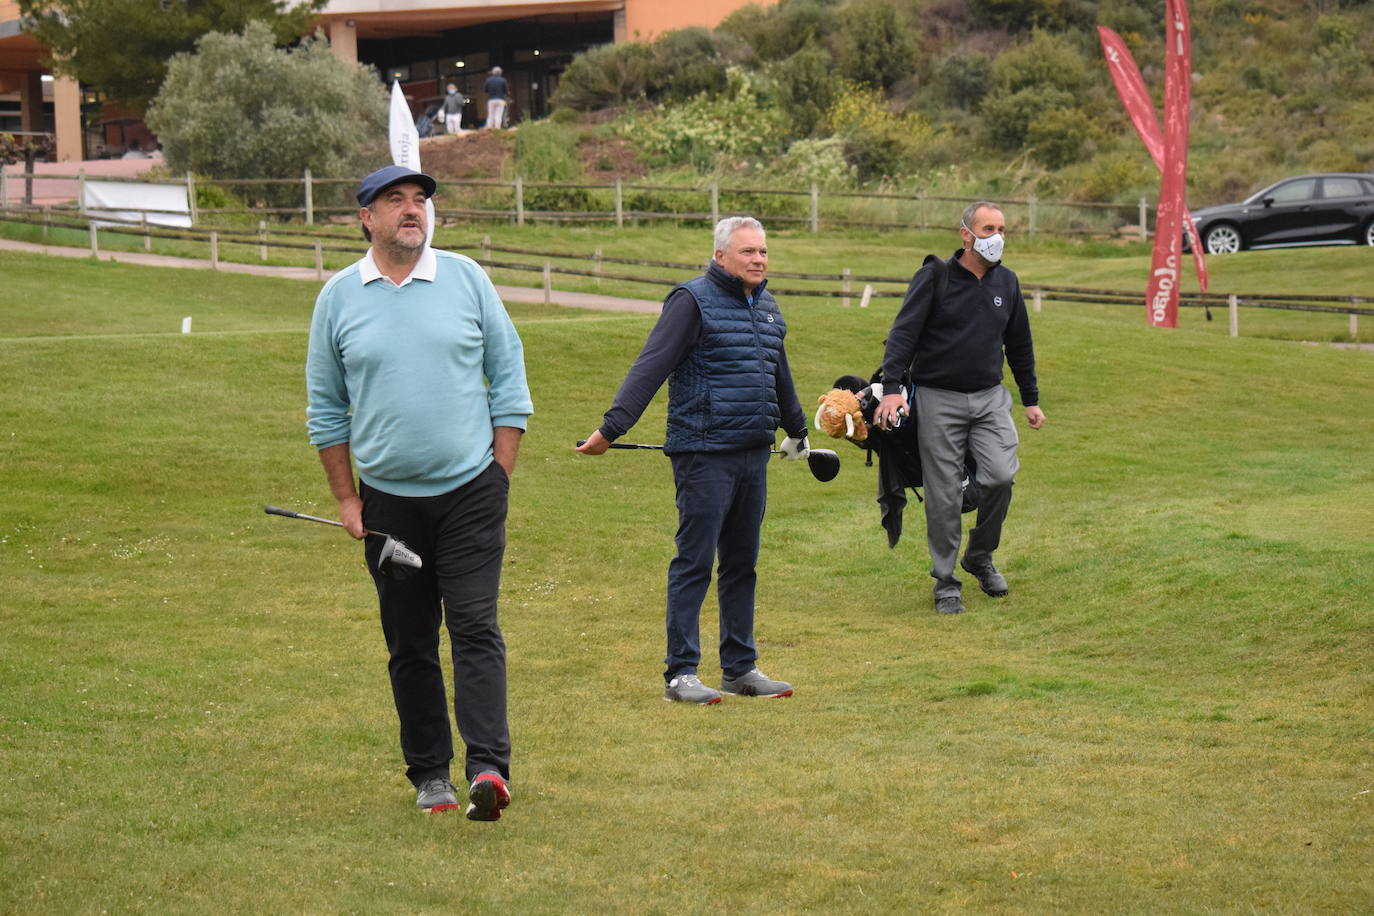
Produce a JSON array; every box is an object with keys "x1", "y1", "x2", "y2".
[{"x1": 880, "y1": 250, "x2": 1039, "y2": 407}]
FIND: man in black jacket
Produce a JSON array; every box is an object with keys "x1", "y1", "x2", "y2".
[{"x1": 875, "y1": 201, "x2": 1046, "y2": 615}]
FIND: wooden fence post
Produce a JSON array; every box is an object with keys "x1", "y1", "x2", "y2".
[
  {"x1": 614, "y1": 179, "x2": 623, "y2": 228},
  {"x1": 515, "y1": 177, "x2": 524, "y2": 226},
  {"x1": 88, "y1": 221, "x2": 98, "y2": 257},
  {"x1": 314, "y1": 240, "x2": 324, "y2": 281},
  {"x1": 859, "y1": 284, "x2": 873, "y2": 308},
  {"x1": 919, "y1": 191, "x2": 927, "y2": 230},
  {"x1": 1351, "y1": 299, "x2": 1359, "y2": 339},
  {"x1": 842, "y1": 267, "x2": 851, "y2": 308},
  {"x1": 210, "y1": 230, "x2": 219, "y2": 269},
  {"x1": 481, "y1": 235, "x2": 491, "y2": 273},
  {"x1": 593, "y1": 247, "x2": 603, "y2": 288},
  {"x1": 303, "y1": 168, "x2": 314, "y2": 225},
  {"x1": 259, "y1": 220, "x2": 267, "y2": 261},
  {"x1": 78, "y1": 169, "x2": 86, "y2": 216},
  {"x1": 543, "y1": 260, "x2": 551, "y2": 304},
  {"x1": 1139, "y1": 197, "x2": 1148, "y2": 239},
  {"x1": 1228, "y1": 294, "x2": 1239, "y2": 337},
  {"x1": 809, "y1": 183, "x2": 819, "y2": 233},
  {"x1": 142, "y1": 213, "x2": 151, "y2": 251},
  {"x1": 1033, "y1": 289, "x2": 1042, "y2": 313},
  {"x1": 1028, "y1": 196, "x2": 1037, "y2": 236},
  {"x1": 187, "y1": 173, "x2": 198, "y2": 226}
]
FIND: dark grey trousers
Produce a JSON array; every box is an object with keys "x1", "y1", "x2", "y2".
[
  {"x1": 360, "y1": 462, "x2": 511, "y2": 787},
  {"x1": 913, "y1": 385, "x2": 1020, "y2": 600}
]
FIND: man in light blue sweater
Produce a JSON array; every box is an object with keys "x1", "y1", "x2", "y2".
[{"x1": 306, "y1": 165, "x2": 532, "y2": 819}]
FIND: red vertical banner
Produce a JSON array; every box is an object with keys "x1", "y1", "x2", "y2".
[
  {"x1": 1144, "y1": 0, "x2": 1192, "y2": 328},
  {"x1": 1098, "y1": 25, "x2": 1207, "y2": 292}
]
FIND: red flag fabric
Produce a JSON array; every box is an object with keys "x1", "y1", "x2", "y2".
[
  {"x1": 1144, "y1": 0, "x2": 1192, "y2": 328},
  {"x1": 1098, "y1": 24, "x2": 1208, "y2": 294}
]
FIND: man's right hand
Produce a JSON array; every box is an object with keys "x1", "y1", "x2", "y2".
[
  {"x1": 876, "y1": 392, "x2": 908, "y2": 430},
  {"x1": 576, "y1": 430, "x2": 611, "y2": 455},
  {"x1": 338, "y1": 495, "x2": 366, "y2": 539}
]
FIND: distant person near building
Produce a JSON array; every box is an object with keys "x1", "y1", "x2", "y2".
[
  {"x1": 441, "y1": 82, "x2": 466, "y2": 134},
  {"x1": 484, "y1": 67, "x2": 509, "y2": 129},
  {"x1": 121, "y1": 139, "x2": 151, "y2": 160}
]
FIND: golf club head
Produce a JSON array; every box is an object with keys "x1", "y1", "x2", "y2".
[
  {"x1": 376, "y1": 534, "x2": 423, "y2": 580},
  {"x1": 807, "y1": 448, "x2": 840, "y2": 482}
]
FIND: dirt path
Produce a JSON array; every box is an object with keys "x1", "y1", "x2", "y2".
[{"x1": 0, "y1": 237, "x2": 662, "y2": 314}]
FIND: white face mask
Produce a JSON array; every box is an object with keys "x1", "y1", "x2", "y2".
[{"x1": 963, "y1": 224, "x2": 1005, "y2": 263}]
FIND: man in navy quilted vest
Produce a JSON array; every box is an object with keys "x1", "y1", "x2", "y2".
[{"x1": 577, "y1": 217, "x2": 811, "y2": 705}]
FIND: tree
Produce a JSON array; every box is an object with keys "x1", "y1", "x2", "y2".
[
  {"x1": 19, "y1": 0, "x2": 323, "y2": 111},
  {"x1": 834, "y1": 0, "x2": 918, "y2": 92},
  {"x1": 144, "y1": 23, "x2": 387, "y2": 201}
]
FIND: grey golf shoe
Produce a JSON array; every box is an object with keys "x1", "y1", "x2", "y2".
[
  {"x1": 415, "y1": 776, "x2": 460, "y2": 813},
  {"x1": 664, "y1": 673, "x2": 722, "y2": 705},
  {"x1": 961, "y1": 558, "x2": 1009, "y2": 597},
  {"x1": 720, "y1": 667, "x2": 793, "y2": 698},
  {"x1": 935, "y1": 595, "x2": 966, "y2": 615}
]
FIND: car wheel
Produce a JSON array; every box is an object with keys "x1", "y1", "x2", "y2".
[
  {"x1": 1364, "y1": 219, "x2": 1374, "y2": 246},
  {"x1": 1204, "y1": 223, "x2": 1242, "y2": 254}
]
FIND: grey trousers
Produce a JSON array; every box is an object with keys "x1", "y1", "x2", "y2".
[{"x1": 914, "y1": 384, "x2": 1020, "y2": 599}]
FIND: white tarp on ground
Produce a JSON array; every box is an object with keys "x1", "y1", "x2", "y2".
[{"x1": 82, "y1": 180, "x2": 192, "y2": 228}]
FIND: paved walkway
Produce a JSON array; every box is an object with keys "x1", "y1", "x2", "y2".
[{"x1": 0, "y1": 237, "x2": 663, "y2": 314}]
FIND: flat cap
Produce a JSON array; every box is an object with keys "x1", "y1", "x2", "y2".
[{"x1": 356, "y1": 165, "x2": 437, "y2": 206}]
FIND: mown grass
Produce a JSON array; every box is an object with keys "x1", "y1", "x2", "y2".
[{"x1": 1, "y1": 244, "x2": 1371, "y2": 913}]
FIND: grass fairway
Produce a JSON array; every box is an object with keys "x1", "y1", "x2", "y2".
[{"x1": 1, "y1": 245, "x2": 1371, "y2": 913}]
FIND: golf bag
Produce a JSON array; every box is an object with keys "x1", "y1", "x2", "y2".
[{"x1": 832, "y1": 254, "x2": 980, "y2": 547}]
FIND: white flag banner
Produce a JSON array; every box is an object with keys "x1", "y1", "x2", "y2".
[{"x1": 388, "y1": 80, "x2": 435, "y2": 247}]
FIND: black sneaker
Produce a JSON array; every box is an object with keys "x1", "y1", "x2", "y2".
[
  {"x1": 416, "y1": 776, "x2": 460, "y2": 813},
  {"x1": 466, "y1": 771, "x2": 511, "y2": 821},
  {"x1": 960, "y1": 558, "x2": 1009, "y2": 597}
]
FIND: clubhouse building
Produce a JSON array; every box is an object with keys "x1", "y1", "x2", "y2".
[{"x1": 0, "y1": 0, "x2": 764, "y2": 161}]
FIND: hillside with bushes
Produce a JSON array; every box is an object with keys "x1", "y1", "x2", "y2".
[{"x1": 500, "y1": 0, "x2": 1374, "y2": 211}]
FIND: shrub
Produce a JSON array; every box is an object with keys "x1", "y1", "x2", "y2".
[
  {"x1": 933, "y1": 50, "x2": 995, "y2": 109},
  {"x1": 717, "y1": 0, "x2": 838, "y2": 63},
  {"x1": 774, "y1": 138, "x2": 855, "y2": 186},
  {"x1": 825, "y1": 83, "x2": 937, "y2": 182},
  {"x1": 650, "y1": 27, "x2": 733, "y2": 102},
  {"x1": 1026, "y1": 106, "x2": 1096, "y2": 169},
  {"x1": 513, "y1": 120, "x2": 591, "y2": 211},
  {"x1": 619, "y1": 69, "x2": 786, "y2": 171},
  {"x1": 144, "y1": 23, "x2": 386, "y2": 207},
  {"x1": 1065, "y1": 152, "x2": 1152, "y2": 203},
  {"x1": 978, "y1": 84, "x2": 1076, "y2": 150},
  {"x1": 769, "y1": 42, "x2": 836, "y2": 138},
  {"x1": 833, "y1": 0, "x2": 919, "y2": 92},
  {"x1": 990, "y1": 28, "x2": 1092, "y2": 94},
  {"x1": 551, "y1": 42, "x2": 655, "y2": 111}
]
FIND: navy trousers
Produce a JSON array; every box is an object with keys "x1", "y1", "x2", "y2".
[
  {"x1": 664, "y1": 446, "x2": 770, "y2": 682},
  {"x1": 360, "y1": 462, "x2": 511, "y2": 787}
]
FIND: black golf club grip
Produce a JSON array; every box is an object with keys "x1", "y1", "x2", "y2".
[{"x1": 264, "y1": 505, "x2": 300, "y2": 518}]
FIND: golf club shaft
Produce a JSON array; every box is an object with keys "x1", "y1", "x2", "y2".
[
  {"x1": 579, "y1": 440, "x2": 791, "y2": 455},
  {"x1": 263, "y1": 504, "x2": 398, "y2": 538},
  {"x1": 264, "y1": 505, "x2": 343, "y2": 527}
]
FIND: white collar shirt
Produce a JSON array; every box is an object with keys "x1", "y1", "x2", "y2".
[{"x1": 359, "y1": 246, "x2": 437, "y2": 288}]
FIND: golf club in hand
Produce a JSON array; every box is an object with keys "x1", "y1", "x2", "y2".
[
  {"x1": 574, "y1": 441, "x2": 840, "y2": 483},
  {"x1": 263, "y1": 505, "x2": 423, "y2": 579}
]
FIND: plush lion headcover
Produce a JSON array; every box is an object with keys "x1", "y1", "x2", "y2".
[{"x1": 815, "y1": 388, "x2": 868, "y2": 444}]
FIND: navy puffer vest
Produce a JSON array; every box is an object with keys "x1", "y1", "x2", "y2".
[{"x1": 665, "y1": 261, "x2": 786, "y2": 454}]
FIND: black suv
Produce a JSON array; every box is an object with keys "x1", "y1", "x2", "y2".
[{"x1": 1188, "y1": 173, "x2": 1374, "y2": 254}]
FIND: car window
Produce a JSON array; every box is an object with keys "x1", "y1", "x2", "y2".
[
  {"x1": 1268, "y1": 179, "x2": 1317, "y2": 203},
  {"x1": 1322, "y1": 177, "x2": 1364, "y2": 199}
]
